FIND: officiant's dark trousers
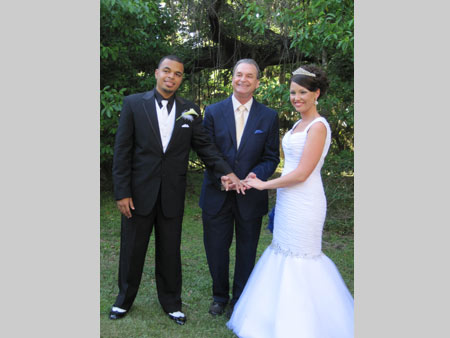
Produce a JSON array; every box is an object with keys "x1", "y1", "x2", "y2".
[
  {"x1": 113, "y1": 192, "x2": 183, "y2": 313},
  {"x1": 203, "y1": 193, "x2": 263, "y2": 304}
]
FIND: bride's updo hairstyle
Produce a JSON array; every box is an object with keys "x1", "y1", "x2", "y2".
[{"x1": 290, "y1": 65, "x2": 329, "y2": 100}]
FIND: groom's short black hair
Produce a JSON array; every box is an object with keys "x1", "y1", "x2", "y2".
[{"x1": 158, "y1": 55, "x2": 183, "y2": 68}]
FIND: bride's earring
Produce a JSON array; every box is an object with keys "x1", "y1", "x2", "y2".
[{"x1": 315, "y1": 99, "x2": 318, "y2": 105}]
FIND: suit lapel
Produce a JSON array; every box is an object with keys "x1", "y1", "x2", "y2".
[
  {"x1": 142, "y1": 89, "x2": 163, "y2": 151},
  {"x1": 221, "y1": 97, "x2": 238, "y2": 150},
  {"x1": 165, "y1": 95, "x2": 186, "y2": 153}
]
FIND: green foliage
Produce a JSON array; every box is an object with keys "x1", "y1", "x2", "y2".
[
  {"x1": 100, "y1": 0, "x2": 175, "y2": 92},
  {"x1": 100, "y1": 86, "x2": 126, "y2": 186},
  {"x1": 240, "y1": 2, "x2": 269, "y2": 35},
  {"x1": 238, "y1": 0, "x2": 353, "y2": 59},
  {"x1": 100, "y1": 0, "x2": 354, "y2": 196},
  {"x1": 323, "y1": 173, "x2": 354, "y2": 235},
  {"x1": 288, "y1": 0, "x2": 354, "y2": 59},
  {"x1": 323, "y1": 149, "x2": 354, "y2": 177},
  {"x1": 315, "y1": 72, "x2": 354, "y2": 153},
  {"x1": 323, "y1": 151, "x2": 354, "y2": 235}
]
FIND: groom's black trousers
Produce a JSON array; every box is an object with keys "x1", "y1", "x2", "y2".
[{"x1": 113, "y1": 191, "x2": 183, "y2": 313}]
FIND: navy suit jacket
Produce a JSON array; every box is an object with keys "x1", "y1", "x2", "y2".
[
  {"x1": 199, "y1": 96, "x2": 280, "y2": 220},
  {"x1": 113, "y1": 89, "x2": 232, "y2": 217}
]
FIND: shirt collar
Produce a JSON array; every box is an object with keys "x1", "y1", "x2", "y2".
[
  {"x1": 232, "y1": 95, "x2": 253, "y2": 113},
  {"x1": 155, "y1": 89, "x2": 176, "y2": 110}
]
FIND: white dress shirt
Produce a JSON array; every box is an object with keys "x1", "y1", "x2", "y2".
[{"x1": 156, "y1": 99, "x2": 176, "y2": 153}]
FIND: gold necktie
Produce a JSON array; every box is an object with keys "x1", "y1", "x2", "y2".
[{"x1": 236, "y1": 105, "x2": 246, "y2": 148}]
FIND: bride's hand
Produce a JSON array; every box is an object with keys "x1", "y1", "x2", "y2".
[{"x1": 244, "y1": 176, "x2": 266, "y2": 191}]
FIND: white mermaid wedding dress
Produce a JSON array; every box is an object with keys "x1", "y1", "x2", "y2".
[{"x1": 227, "y1": 117, "x2": 354, "y2": 338}]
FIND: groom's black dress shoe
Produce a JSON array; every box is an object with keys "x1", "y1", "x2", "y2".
[
  {"x1": 209, "y1": 301, "x2": 226, "y2": 316},
  {"x1": 109, "y1": 308, "x2": 127, "y2": 320},
  {"x1": 168, "y1": 312, "x2": 187, "y2": 325}
]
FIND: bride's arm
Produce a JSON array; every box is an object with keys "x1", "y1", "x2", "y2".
[{"x1": 247, "y1": 122, "x2": 327, "y2": 190}]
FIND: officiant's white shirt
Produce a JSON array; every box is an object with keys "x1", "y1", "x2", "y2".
[{"x1": 232, "y1": 94, "x2": 252, "y2": 128}]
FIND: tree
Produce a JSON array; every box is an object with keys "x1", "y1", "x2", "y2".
[
  {"x1": 100, "y1": 0, "x2": 354, "y2": 184},
  {"x1": 100, "y1": 0, "x2": 176, "y2": 92}
]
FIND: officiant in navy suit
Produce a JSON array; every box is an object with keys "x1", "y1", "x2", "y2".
[
  {"x1": 109, "y1": 55, "x2": 243, "y2": 325},
  {"x1": 199, "y1": 59, "x2": 280, "y2": 318}
]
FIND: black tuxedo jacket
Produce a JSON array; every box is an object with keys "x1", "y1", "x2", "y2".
[{"x1": 113, "y1": 89, "x2": 232, "y2": 217}]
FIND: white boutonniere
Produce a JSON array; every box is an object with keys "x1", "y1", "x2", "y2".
[{"x1": 176, "y1": 108, "x2": 199, "y2": 122}]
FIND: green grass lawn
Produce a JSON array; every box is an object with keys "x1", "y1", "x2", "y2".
[{"x1": 100, "y1": 171, "x2": 353, "y2": 337}]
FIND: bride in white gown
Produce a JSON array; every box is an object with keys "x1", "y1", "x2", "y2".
[{"x1": 226, "y1": 65, "x2": 354, "y2": 338}]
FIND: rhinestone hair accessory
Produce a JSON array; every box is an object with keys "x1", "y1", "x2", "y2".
[{"x1": 292, "y1": 67, "x2": 316, "y2": 78}]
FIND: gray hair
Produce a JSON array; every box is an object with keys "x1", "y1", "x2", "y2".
[{"x1": 232, "y1": 59, "x2": 261, "y2": 79}]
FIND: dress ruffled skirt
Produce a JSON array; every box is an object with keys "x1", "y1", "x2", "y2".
[{"x1": 226, "y1": 243, "x2": 354, "y2": 338}]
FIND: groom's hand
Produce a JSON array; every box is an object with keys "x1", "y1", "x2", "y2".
[{"x1": 117, "y1": 197, "x2": 135, "y2": 218}]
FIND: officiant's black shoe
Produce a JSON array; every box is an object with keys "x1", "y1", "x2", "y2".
[
  {"x1": 226, "y1": 301, "x2": 236, "y2": 319},
  {"x1": 109, "y1": 308, "x2": 127, "y2": 320},
  {"x1": 168, "y1": 312, "x2": 187, "y2": 325},
  {"x1": 209, "y1": 301, "x2": 226, "y2": 316}
]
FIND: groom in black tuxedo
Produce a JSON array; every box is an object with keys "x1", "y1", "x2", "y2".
[{"x1": 109, "y1": 55, "x2": 243, "y2": 325}]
